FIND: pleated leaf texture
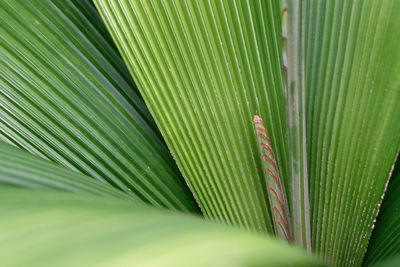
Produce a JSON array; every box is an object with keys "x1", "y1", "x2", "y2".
[
  {"x1": 0, "y1": 0, "x2": 197, "y2": 212},
  {"x1": 363, "y1": 161, "x2": 400, "y2": 266},
  {"x1": 95, "y1": 0, "x2": 289, "y2": 233},
  {"x1": 0, "y1": 188, "x2": 320, "y2": 267},
  {"x1": 305, "y1": 0, "x2": 400, "y2": 265},
  {"x1": 0, "y1": 141, "x2": 137, "y2": 202}
]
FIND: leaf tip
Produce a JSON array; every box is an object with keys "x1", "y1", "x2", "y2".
[{"x1": 254, "y1": 115, "x2": 263, "y2": 124}]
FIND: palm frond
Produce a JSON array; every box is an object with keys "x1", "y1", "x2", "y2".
[
  {"x1": 0, "y1": 0, "x2": 197, "y2": 212},
  {"x1": 0, "y1": 141, "x2": 136, "y2": 201},
  {"x1": 305, "y1": 0, "x2": 400, "y2": 265},
  {"x1": 94, "y1": 0, "x2": 288, "y2": 234}
]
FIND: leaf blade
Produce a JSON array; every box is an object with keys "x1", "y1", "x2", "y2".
[
  {"x1": 0, "y1": 141, "x2": 136, "y2": 201},
  {"x1": 94, "y1": 0, "x2": 289, "y2": 234},
  {"x1": 0, "y1": 188, "x2": 321, "y2": 267},
  {"x1": 0, "y1": 0, "x2": 197, "y2": 212},
  {"x1": 305, "y1": 0, "x2": 400, "y2": 265},
  {"x1": 363, "y1": 157, "x2": 400, "y2": 265}
]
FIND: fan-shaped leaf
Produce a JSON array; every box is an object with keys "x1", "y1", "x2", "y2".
[
  {"x1": 94, "y1": 0, "x2": 289, "y2": 234},
  {"x1": 305, "y1": 0, "x2": 400, "y2": 265},
  {"x1": 0, "y1": 0, "x2": 197, "y2": 212},
  {"x1": 0, "y1": 141, "x2": 136, "y2": 201}
]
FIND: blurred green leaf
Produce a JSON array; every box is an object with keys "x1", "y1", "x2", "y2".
[{"x1": 0, "y1": 188, "x2": 321, "y2": 267}]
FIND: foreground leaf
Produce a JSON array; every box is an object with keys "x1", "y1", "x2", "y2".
[
  {"x1": 0, "y1": 188, "x2": 321, "y2": 267},
  {"x1": 95, "y1": 0, "x2": 289, "y2": 234},
  {"x1": 0, "y1": 0, "x2": 197, "y2": 212},
  {"x1": 305, "y1": 0, "x2": 400, "y2": 265},
  {"x1": 0, "y1": 141, "x2": 136, "y2": 201}
]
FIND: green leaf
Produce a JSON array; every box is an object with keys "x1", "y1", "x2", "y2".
[
  {"x1": 363, "y1": 157, "x2": 400, "y2": 266},
  {"x1": 368, "y1": 254, "x2": 400, "y2": 267},
  {"x1": 0, "y1": 0, "x2": 197, "y2": 212},
  {"x1": 94, "y1": 0, "x2": 289, "y2": 234},
  {"x1": 305, "y1": 0, "x2": 400, "y2": 265},
  {"x1": 0, "y1": 188, "x2": 321, "y2": 267},
  {"x1": 0, "y1": 141, "x2": 137, "y2": 201}
]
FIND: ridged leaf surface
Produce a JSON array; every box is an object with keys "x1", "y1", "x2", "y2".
[
  {"x1": 305, "y1": 0, "x2": 400, "y2": 265},
  {"x1": 364, "y1": 159, "x2": 400, "y2": 265},
  {"x1": 0, "y1": 0, "x2": 197, "y2": 212},
  {"x1": 0, "y1": 141, "x2": 136, "y2": 201},
  {"x1": 95, "y1": 0, "x2": 288, "y2": 234}
]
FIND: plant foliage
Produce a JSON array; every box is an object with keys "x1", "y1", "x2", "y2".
[{"x1": 0, "y1": 0, "x2": 399, "y2": 266}]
